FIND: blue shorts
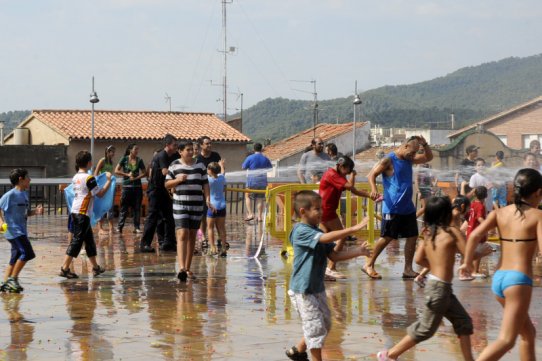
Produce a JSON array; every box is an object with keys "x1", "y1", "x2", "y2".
[
  {"x1": 207, "y1": 208, "x2": 226, "y2": 218},
  {"x1": 491, "y1": 187, "x2": 507, "y2": 207},
  {"x1": 491, "y1": 270, "x2": 533, "y2": 298},
  {"x1": 7, "y1": 235, "x2": 36, "y2": 264}
]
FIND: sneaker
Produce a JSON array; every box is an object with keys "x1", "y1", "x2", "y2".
[
  {"x1": 177, "y1": 270, "x2": 188, "y2": 282},
  {"x1": 376, "y1": 350, "x2": 397, "y2": 360},
  {"x1": 59, "y1": 267, "x2": 79, "y2": 279},
  {"x1": 5, "y1": 277, "x2": 23, "y2": 293},
  {"x1": 326, "y1": 268, "x2": 347, "y2": 279},
  {"x1": 93, "y1": 265, "x2": 105, "y2": 277}
]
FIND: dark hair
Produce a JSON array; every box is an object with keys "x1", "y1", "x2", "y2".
[
  {"x1": 177, "y1": 140, "x2": 192, "y2": 151},
  {"x1": 293, "y1": 190, "x2": 321, "y2": 218},
  {"x1": 76, "y1": 150, "x2": 92, "y2": 169},
  {"x1": 207, "y1": 161, "x2": 221, "y2": 175},
  {"x1": 253, "y1": 143, "x2": 263, "y2": 152},
  {"x1": 475, "y1": 158, "x2": 486, "y2": 165},
  {"x1": 124, "y1": 144, "x2": 137, "y2": 156},
  {"x1": 336, "y1": 155, "x2": 355, "y2": 173},
  {"x1": 423, "y1": 196, "x2": 452, "y2": 247},
  {"x1": 452, "y1": 195, "x2": 470, "y2": 212},
  {"x1": 9, "y1": 168, "x2": 28, "y2": 186},
  {"x1": 513, "y1": 168, "x2": 542, "y2": 217},
  {"x1": 495, "y1": 151, "x2": 504, "y2": 160},
  {"x1": 325, "y1": 143, "x2": 338, "y2": 156},
  {"x1": 104, "y1": 145, "x2": 115, "y2": 164},
  {"x1": 311, "y1": 138, "x2": 323, "y2": 146},
  {"x1": 164, "y1": 133, "x2": 176, "y2": 146},
  {"x1": 198, "y1": 136, "x2": 211, "y2": 145},
  {"x1": 405, "y1": 135, "x2": 420, "y2": 144},
  {"x1": 310, "y1": 170, "x2": 323, "y2": 179},
  {"x1": 474, "y1": 186, "x2": 487, "y2": 200}
]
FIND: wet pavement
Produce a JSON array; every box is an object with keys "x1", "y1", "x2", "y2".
[{"x1": 1, "y1": 215, "x2": 541, "y2": 360}]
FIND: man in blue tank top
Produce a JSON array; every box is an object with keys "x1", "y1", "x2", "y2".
[{"x1": 363, "y1": 136, "x2": 433, "y2": 280}]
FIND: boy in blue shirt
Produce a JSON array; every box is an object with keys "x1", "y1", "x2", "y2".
[
  {"x1": 0, "y1": 168, "x2": 43, "y2": 292},
  {"x1": 286, "y1": 190, "x2": 371, "y2": 361},
  {"x1": 206, "y1": 160, "x2": 228, "y2": 256}
]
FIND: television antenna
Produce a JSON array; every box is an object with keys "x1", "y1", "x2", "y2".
[
  {"x1": 164, "y1": 93, "x2": 172, "y2": 112},
  {"x1": 290, "y1": 79, "x2": 318, "y2": 138}
]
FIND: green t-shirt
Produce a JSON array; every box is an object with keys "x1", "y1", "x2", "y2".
[
  {"x1": 118, "y1": 156, "x2": 146, "y2": 187},
  {"x1": 289, "y1": 223, "x2": 335, "y2": 294}
]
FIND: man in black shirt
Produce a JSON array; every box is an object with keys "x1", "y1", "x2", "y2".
[
  {"x1": 195, "y1": 136, "x2": 221, "y2": 251},
  {"x1": 455, "y1": 145, "x2": 479, "y2": 195},
  {"x1": 140, "y1": 134, "x2": 179, "y2": 252}
]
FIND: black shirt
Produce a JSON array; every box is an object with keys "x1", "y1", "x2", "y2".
[
  {"x1": 196, "y1": 151, "x2": 221, "y2": 169},
  {"x1": 459, "y1": 158, "x2": 476, "y2": 182},
  {"x1": 148, "y1": 150, "x2": 180, "y2": 192}
]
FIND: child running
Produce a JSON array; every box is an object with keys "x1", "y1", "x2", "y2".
[
  {"x1": 466, "y1": 186, "x2": 490, "y2": 278},
  {"x1": 59, "y1": 151, "x2": 112, "y2": 279},
  {"x1": 460, "y1": 168, "x2": 542, "y2": 360},
  {"x1": 319, "y1": 155, "x2": 375, "y2": 280},
  {"x1": 207, "y1": 160, "x2": 228, "y2": 256},
  {"x1": 166, "y1": 141, "x2": 210, "y2": 282},
  {"x1": 0, "y1": 169, "x2": 43, "y2": 292},
  {"x1": 377, "y1": 196, "x2": 474, "y2": 361},
  {"x1": 286, "y1": 190, "x2": 371, "y2": 361}
]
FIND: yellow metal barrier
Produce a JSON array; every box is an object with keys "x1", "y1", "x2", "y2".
[{"x1": 264, "y1": 182, "x2": 383, "y2": 256}]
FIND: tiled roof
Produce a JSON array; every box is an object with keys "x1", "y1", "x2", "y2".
[
  {"x1": 263, "y1": 122, "x2": 367, "y2": 161},
  {"x1": 448, "y1": 95, "x2": 542, "y2": 138},
  {"x1": 13, "y1": 110, "x2": 251, "y2": 142}
]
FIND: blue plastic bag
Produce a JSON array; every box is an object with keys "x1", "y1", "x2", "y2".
[{"x1": 64, "y1": 173, "x2": 116, "y2": 226}]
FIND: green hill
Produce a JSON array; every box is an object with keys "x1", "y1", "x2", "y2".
[
  {"x1": 238, "y1": 54, "x2": 542, "y2": 143},
  {"x1": 0, "y1": 111, "x2": 31, "y2": 135}
]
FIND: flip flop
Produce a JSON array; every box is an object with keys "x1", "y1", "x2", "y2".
[
  {"x1": 361, "y1": 266, "x2": 382, "y2": 280},
  {"x1": 244, "y1": 216, "x2": 254, "y2": 222},
  {"x1": 402, "y1": 272, "x2": 420, "y2": 279}
]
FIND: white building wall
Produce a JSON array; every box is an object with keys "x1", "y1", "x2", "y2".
[{"x1": 405, "y1": 129, "x2": 450, "y2": 145}]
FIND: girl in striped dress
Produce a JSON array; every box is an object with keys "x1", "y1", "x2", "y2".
[{"x1": 165, "y1": 141, "x2": 211, "y2": 282}]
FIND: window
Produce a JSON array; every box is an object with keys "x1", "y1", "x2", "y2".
[
  {"x1": 497, "y1": 135, "x2": 507, "y2": 145},
  {"x1": 522, "y1": 134, "x2": 542, "y2": 149}
]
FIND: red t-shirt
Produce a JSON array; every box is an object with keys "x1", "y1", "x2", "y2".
[
  {"x1": 319, "y1": 168, "x2": 347, "y2": 222},
  {"x1": 466, "y1": 200, "x2": 487, "y2": 243}
]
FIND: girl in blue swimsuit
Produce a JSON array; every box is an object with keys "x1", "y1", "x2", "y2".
[{"x1": 461, "y1": 168, "x2": 542, "y2": 361}]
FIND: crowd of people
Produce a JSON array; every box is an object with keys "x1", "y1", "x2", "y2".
[{"x1": 0, "y1": 132, "x2": 541, "y2": 360}]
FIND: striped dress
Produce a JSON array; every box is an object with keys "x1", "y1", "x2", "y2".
[{"x1": 166, "y1": 159, "x2": 208, "y2": 229}]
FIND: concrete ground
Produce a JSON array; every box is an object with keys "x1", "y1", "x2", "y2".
[{"x1": 0, "y1": 215, "x2": 541, "y2": 360}]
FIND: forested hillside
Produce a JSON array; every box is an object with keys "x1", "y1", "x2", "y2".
[
  {"x1": 238, "y1": 54, "x2": 542, "y2": 142},
  {"x1": 0, "y1": 111, "x2": 31, "y2": 135}
]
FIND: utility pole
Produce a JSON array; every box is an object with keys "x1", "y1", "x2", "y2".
[{"x1": 291, "y1": 79, "x2": 318, "y2": 138}]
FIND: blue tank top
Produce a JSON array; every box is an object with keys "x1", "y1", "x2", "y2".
[{"x1": 382, "y1": 152, "x2": 416, "y2": 215}]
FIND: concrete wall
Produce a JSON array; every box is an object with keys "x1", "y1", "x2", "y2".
[
  {"x1": 333, "y1": 123, "x2": 371, "y2": 156},
  {"x1": 0, "y1": 145, "x2": 68, "y2": 178},
  {"x1": 68, "y1": 140, "x2": 249, "y2": 173}
]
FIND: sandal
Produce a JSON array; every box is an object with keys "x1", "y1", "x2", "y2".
[
  {"x1": 244, "y1": 216, "x2": 254, "y2": 222},
  {"x1": 285, "y1": 346, "x2": 309, "y2": 361},
  {"x1": 361, "y1": 266, "x2": 382, "y2": 280},
  {"x1": 59, "y1": 267, "x2": 79, "y2": 279},
  {"x1": 402, "y1": 272, "x2": 419, "y2": 279}
]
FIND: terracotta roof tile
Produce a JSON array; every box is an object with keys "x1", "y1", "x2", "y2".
[
  {"x1": 26, "y1": 110, "x2": 251, "y2": 142},
  {"x1": 263, "y1": 122, "x2": 366, "y2": 161}
]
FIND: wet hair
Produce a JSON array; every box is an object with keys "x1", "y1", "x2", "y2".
[
  {"x1": 293, "y1": 190, "x2": 321, "y2": 218},
  {"x1": 452, "y1": 195, "x2": 470, "y2": 213},
  {"x1": 495, "y1": 151, "x2": 504, "y2": 160},
  {"x1": 474, "y1": 186, "x2": 487, "y2": 200},
  {"x1": 124, "y1": 143, "x2": 137, "y2": 156},
  {"x1": 336, "y1": 155, "x2": 355, "y2": 173},
  {"x1": 104, "y1": 145, "x2": 115, "y2": 164},
  {"x1": 9, "y1": 168, "x2": 28, "y2": 186},
  {"x1": 404, "y1": 135, "x2": 421, "y2": 145},
  {"x1": 164, "y1": 133, "x2": 176, "y2": 146},
  {"x1": 423, "y1": 196, "x2": 452, "y2": 247},
  {"x1": 253, "y1": 143, "x2": 263, "y2": 152},
  {"x1": 207, "y1": 161, "x2": 221, "y2": 175},
  {"x1": 198, "y1": 136, "x2": 211, "y2": 145},
  {"x1": 177, "y1": 140, "x2": 192, "y2": 152},
  {"x1": 76, "y1": 150, "x2": 92, "y2": 169},
  {"x1": 325, "y1": 143, "x2": 338, "y2": 156},
  {"x1": 512, "y1": 168, "x2": 542, "y2": 217}
]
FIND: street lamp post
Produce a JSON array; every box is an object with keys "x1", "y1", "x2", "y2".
[
  {"x1": 89, "y1": 76, "x2": 100, "y2": 170},
  {"x1": 352, "y1": 81, "x2": 362, "y2": 157},
  {"x1": 0, "y1": 121, "x2": 4, "y2": 146}
]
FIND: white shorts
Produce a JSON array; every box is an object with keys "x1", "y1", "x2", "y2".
[{"x1": 288, "y1": 290, "x2": 331, "y2": 349}]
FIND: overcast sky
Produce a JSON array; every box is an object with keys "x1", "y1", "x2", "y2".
[{"x1": 1, "y1": 0, "x2": 541, "y2": 115}]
